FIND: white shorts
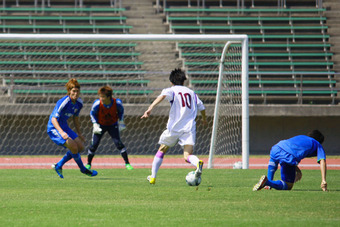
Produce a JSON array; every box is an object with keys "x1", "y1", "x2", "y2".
[{"x1": 158, "y1": 129, "x2": 196, "y2": 147}]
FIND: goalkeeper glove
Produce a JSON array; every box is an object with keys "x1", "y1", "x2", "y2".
[
  {"x1": 118, "y1": 120, "x2": 126, "y2": 132},
  {"x1": 93, "y1": 123, "x2": 102, "y2": 134}
]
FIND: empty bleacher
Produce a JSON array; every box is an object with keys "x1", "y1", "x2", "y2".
[
  {"x1": 0, "y1": 40, "x2": 151, "y2": 103},
  {"x1": 163, "y1": 0, "x2": 337, "y2": 104},
  {"x1": 0, "y1": 0, "x2": 154, "y2": 104},
  {"x1": 0, "y1": 6, "x2": 131, "y2": 33}
]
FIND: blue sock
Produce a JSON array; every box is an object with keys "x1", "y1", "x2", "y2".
[
  {"x1": 57, "y1": 151, "x2": 72, "y2": 168},
  {"x1": 266, "y1": 180, "x2": 288, "y2": 190},
  {"x1": 267, "y1": 159, "x2": 278, "y2": 181},
  {"x1": 71, "y1": 153, "x2": 87, "y2": 173}
]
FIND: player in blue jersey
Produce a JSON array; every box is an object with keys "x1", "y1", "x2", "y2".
[
  {"x1": 253, "y1": 130, "x2": 327, "y2": 191},
  {"x1": 47, "y1": 78, "x2": 98, "y2": 178},
  {"x1": 85, "y1": 86, "x2": 133, "y2": 170}
]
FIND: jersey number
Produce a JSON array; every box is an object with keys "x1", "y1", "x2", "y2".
[{"x1": 178, "y1": 92, "x2": 192, "y2": 109}]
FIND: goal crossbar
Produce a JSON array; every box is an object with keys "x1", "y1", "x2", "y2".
[{"x1": 0, "y1": 33, "x2": 248, "y2": 42}]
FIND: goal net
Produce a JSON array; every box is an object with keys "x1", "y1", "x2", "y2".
[{"x1": 0, "y1": 34, "x2": 248, "y2": 169}]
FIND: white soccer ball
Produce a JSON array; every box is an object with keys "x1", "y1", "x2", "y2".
[
  {"x1": 233, "y1": 161, "x2": 243, "y2": 169},
  {"x1": 185, "y1": 171, "x2": 201, "y2": 186}
]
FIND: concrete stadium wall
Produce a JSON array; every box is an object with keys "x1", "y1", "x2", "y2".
[{"x1": 250, "y1": 116, "x2": 340, "y2": 155}]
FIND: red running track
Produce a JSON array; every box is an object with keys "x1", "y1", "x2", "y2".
[{"x1": 0, "y1": 157, "x2": 340, "y2": 170}]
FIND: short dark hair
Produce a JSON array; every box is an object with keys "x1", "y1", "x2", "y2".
[
  {"x1": 307, "y1": 129, "x2": 324, "y2": 144},
  {"x1": 169, "y1": 68, "x2": 187, "y2": 85},
  {"x1": 98, "y1": 85, "x2": 113, "y2": 98}
]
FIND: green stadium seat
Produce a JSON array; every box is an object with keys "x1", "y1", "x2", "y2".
[
  {"x1": 0, "y1": 60, "x2": 143, "y2": 66},
  {"x1": 0, "y1": 24, "x2": 132, "y2": 33},
  {"x1": 5, "y1": 79, "x2": 149, "y2": 86},
  {"x1": 0, "y1": 7, "x2": 126, "y2": 13},
  {"x1": 170, "y1": 25, "x2": 328, "y2": 34},
  {"x1": 164, "y1": 7, "x2": 326, "y2": 14}
]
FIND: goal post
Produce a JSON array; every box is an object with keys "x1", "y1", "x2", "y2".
[
  {"x1": 0, "y1": 34, "x2": 248, "y2": 169},
  {"x1": 207, "y1": 40, "x2": 249, "y2": 169}
]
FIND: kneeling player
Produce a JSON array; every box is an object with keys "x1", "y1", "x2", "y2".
[{"x1": 253, "y1": 130, "x2": 327, "y2": 191}]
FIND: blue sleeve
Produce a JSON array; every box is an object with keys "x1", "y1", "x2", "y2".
[
  {"x1": 51, "y1": 97, "x2": 67, "y2": 120},
  {"x1": 317, "y1": 143, "x2": 326, "y2": 163},
  {"x1": 51, "y1": 106, "x2": 61, "y2": 120},
  {"x1": 90, "y1": 99, "x2": 100, "y2": 123},
  {"x1": 116, "y1": 98, "x2": 124, "y2": 120}
]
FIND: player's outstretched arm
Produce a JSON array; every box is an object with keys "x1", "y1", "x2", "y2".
[
  {"x1": 319, "y1": 159, "x2": 327, "y2": 191},
  {"x1": 141, "y1": 95, "x2": 166, "y2": 119}
]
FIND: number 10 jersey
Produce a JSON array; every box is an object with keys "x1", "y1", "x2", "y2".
[{"x1": 160, "y1": 85, "x2": 205, "y2": 133}]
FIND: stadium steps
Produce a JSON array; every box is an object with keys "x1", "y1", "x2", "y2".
[{"x1": 122, "y1": 0, "x2": 181, "y2": 91}]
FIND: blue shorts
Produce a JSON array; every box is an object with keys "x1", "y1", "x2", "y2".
[
  {"x1": 270, "y1": 145, "x2": 297, "y2": 183},
  {"x1": 47, "y1": 126, "x2": 78, "y2": 147},
  {"x1": 270, "y1": 145, "x2": 298, "y2": 166}
]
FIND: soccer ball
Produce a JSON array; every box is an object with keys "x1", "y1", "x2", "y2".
[
  {"x1": 233, "y1": 161, "x2": 242, "y2": 169},
  {"x1": 185, "y1": 171, "x2": 201, "y2": 186}
]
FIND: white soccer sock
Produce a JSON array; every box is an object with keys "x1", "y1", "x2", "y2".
[
  {"x1": 151, "y1": 151, "x2": 164, "y2": 178},
  {"x1": 187, "y1": 155, "x2": 199, "y2": 167}
]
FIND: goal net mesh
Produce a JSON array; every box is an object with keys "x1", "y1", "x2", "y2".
[
  {"x1": 0, "y1": 36, "x2": 246, "y2": 169},
  {"x1": 208, "y1": 44, "x2": 243, "y2": 168}
]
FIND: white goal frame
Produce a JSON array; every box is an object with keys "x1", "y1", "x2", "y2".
[
  {"x1": 0, "y1": 33, "x2": 249, "y2": 168},
  {"x1": 207, "y1": 40, "x2": 249, "y2": 169}
]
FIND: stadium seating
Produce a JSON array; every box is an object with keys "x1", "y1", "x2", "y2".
[
  {"x1": 0, "y1": 7, "x2": 130, "y2": 33},
  {"x1": 4, "y1": 78, "x2": 152, "y2": 103},
  {"x1": 0, "y1": 3, "x2": 152, "y2": 104},
  {"x1": 163, "y1": 2, "x2": 336, "y2": 104},
  {"x1": 1, "y1": 39, "x2": 148, "y2": 103}
]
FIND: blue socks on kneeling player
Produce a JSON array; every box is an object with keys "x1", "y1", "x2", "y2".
[
  {"x1": 266, "y1": 179, "x2": 288, "y2": 190},
  {"x1": 267, "y1": 159, "x2": 278, "y2": 181}
]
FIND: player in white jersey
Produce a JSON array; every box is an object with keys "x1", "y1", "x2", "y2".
[{"x1": 141, "y1": 69, "x2": 207, "y2": 184}]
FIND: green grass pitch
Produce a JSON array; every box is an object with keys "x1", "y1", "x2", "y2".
[{"x1": 1, "y1": 168, "x2": 340, "y2": 226}]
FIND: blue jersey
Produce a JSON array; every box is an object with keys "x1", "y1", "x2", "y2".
[
  {"x1": 276, "y1": 135, "x2": 326, "y2": 164},
  {"x1": 47, "y1": 95, "x2": 83, "y2": 132},
  {"x1": 90, "y1": 98, "x2": 124, "y2": 125}
]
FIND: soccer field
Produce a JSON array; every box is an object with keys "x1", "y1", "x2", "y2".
[{"x1": 1, "y1": 168, "x2": 339, "y2": 226}]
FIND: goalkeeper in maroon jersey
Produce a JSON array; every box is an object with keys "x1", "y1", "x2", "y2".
[{"x1": 86, "y1": 86, "x2": 133, "y2": 170}]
